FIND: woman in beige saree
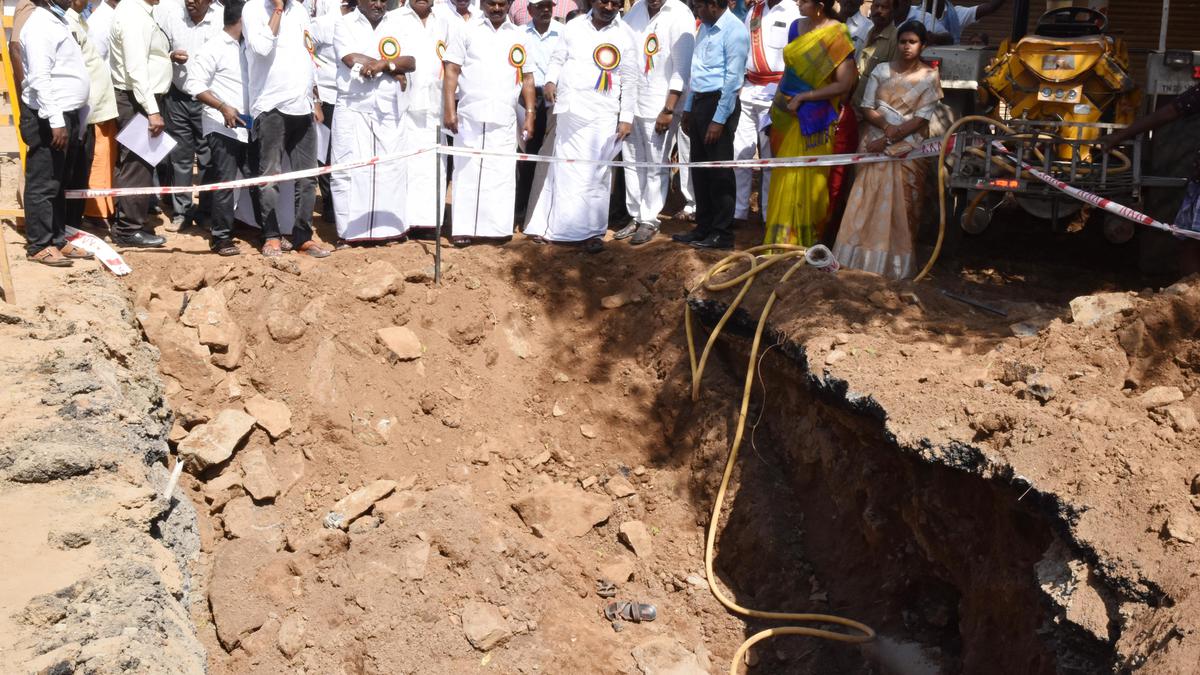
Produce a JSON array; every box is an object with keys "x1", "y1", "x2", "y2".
[{"x1": 833, "y1": 21, "x2": 942, "y2": 279}]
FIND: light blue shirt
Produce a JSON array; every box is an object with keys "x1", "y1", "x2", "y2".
[{"x1": 683, "y1": 8, "x2": 749, "y2": 125}]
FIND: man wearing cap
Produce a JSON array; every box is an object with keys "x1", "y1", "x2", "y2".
[
  {"x1": 442, "y1": 0, "x2": 536, "y2": 245},
  {"x1": 524, "y1": 0, "x2": 637, "y2": 251},
  {"x1": 617, "y1": 0, "x2": 693, "y2": 245}
]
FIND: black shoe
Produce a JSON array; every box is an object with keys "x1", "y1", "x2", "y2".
[
  {"x1": 630, "y1": 223, "x2": 658, "y2": 246},
  {"x1": 671, "y1": 229, "x2": 705, "y2": 244},
  {"x1": 690, "y1": 233, "x2": 733, "y2": 250},
  {"x1": 112, "y1": 231, "x2": 166, "y2": 248},
  {"x1": 613, "y1": 221, "x2": 639, "y2": 240}
]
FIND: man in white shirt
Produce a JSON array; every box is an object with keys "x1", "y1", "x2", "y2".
[
  {"x1": 904, "y1": 0, "x2": 1006, "y2": 45},
  {"x1": 395, "y1": 0, "x2": 450, "y2": 233},
  {"x1": 86, "y1": 0, "x2": 119, "y2": 62},
  {"x1": 109, "y1": 0, "x2": 172, "y2": 247},
  {"x1": 243, "y1": 0, "x2": 331, "y2": 257},
  {"x1": 18, "y1": 0, "x2": 93, "y2": 266},
  {"x1": 329, "y1": 0, "x2": 416, "y2": 243},
  {"x1": 187, "y1": 0, "x2": 254, "y2": 256},
  {"x1": 734, "y1": 0, "x2": 799, "y2": 223},
  {"x1": 309, "y1": 0, "x2": 355, "y2": 219},
  {"x1": 525, "y1": 0, "x2": 637, "y2": 251},
  {"x1": 513, "y1": 0, "x2": 559, "y2": 220},
  {"x1": 433, "y1": 0, "x2": 477, "y2": 25},
  {"x1": 158, "y1": 0, "x2": 222, "y2": 229},
  {"x1": 618, "y1": 0, "x2": 692, "y2": 246},
  {"x1": 442, "y1": 0, "x2": 536, "y2": 245}
]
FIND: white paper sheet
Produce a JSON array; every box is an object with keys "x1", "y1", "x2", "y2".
[
  {"x1": 600, "y1": 134, "x2": 623, "y2": 162},
  {"x1": 116, "y1": 114, "x2": 178, "y2": 166}
]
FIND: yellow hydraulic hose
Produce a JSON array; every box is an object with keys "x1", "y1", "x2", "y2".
[
  {"x1": 914, "y1": 115, "x2": 1132, "y2": 281},
  {"x1": 684, "y1": 245, "x2": 876, "y2": 675}
]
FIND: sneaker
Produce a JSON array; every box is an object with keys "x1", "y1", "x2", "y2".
[
  {"x1": 630, "y1": 223, "x2": 658, "y2": 246},
  {"x1": 613, "y1": 221, "x2": 639, "y2": 240}
]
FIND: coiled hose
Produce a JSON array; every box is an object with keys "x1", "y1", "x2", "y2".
[{"x1": 684, "y1": 244, "x2": 875, "y2": 675}]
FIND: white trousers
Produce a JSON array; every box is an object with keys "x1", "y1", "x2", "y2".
[
  {"x1": 525, "y1": 111, "x2": 616, "y2": 242},
  {"x1": 451, "y1": 113, "x2": 518, "y2": 240},
  {"x1": 622, "y1": 115, "x2": 677, "y2": 226},
  {"x1": 331, "y1": 107, "x2": 407, "y2": 241},
  {"x1": 401, "y1": 107, "x2": 447, "y2": 230},
  {"x1": 733, "y1": 97, "x2": 772, "y2": 220},
  {"x1": 676, "y1": 114, "x2": 695, "y2": 215}
]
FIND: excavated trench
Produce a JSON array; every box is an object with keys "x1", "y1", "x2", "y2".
[
  {"x1": 687, "y1": 299, "x2": 1118, "y2": 675},
  {"x1": 112, "y1": 241, "x2": 1138, "y2": 674}
]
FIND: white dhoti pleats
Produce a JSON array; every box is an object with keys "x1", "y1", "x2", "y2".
[
  {"x1": 401, "y1": 107, "x2": 447, "y2": 231},
  {"x1": 451, "y1": 113, "x2": 518, "y2": 240},
  {"x1": 622, "y1": 115, "x2": 676, "y2": 226},
  {"x1": 331, "y1": 107, "x2": 407, "y2": 241},
  {"x1": 525, "y1": 111, "x2": 616, "y2": 242}
]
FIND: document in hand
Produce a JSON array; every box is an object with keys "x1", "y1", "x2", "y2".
[{"x1": 116, "y1": 114, "x2": 179, "y2": 166}]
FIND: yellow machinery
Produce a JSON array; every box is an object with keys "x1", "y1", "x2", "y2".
[{"x1": 981, "y1": 6, "x2": 1139, "y2": 160}]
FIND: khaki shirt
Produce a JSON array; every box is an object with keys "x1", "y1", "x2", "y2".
[
  {"x1": 11, "y1": 0, "x2": 36, "y2": 41},
  {"x1": 852, "y1": 23, "x2": 897, "y2": 108},
  {"x1": 109, "y1": 0, "x2": 172, "y2": 115}
]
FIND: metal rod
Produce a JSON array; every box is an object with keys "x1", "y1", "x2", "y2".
[
  {"x1": 1159, "y1": 0, "x2": 1170, "y2": 53},
  {"x1": 434, "y1": 123, "x2": 443, "y2": 286},
  {"x1": 0, "y1": 220, "x2": 15, "y2": 303},
  {"x1": 940, "y1": 290, "x2": 1009, "y2": 317}
]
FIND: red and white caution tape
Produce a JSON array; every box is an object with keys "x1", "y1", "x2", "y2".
[
  {"x1": 64, "y1": 138, "x2": 949, "y2": 200},
  {"x1": 64, "y1": 226, "x2": 132, "y2": 276},
  {"x1": 995, "y1": 143, "x2": 1200, "y2": 241}
]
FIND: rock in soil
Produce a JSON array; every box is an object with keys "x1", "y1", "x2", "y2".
[
  {"x1": 325, "y1": 479, "x2": 397, "y2": 529},
  {"x1": 512, "y1": 482, "x2": 613, "y2": 537},
  {"x1": 243, "y1": 394, "x2": 292, "y2": 439},
  {"x1": 377, "y1": 326, "x2": 424, "y2": 361},
  {"x1": 630, "y1": 636, "x2": 711, "y2": 675},
  {"x1": 179, "y1": 408, "x2": 256, "y2": 470},
  {"x1": 460, "y1": 600, "x2": 512, "y2": 651},
  {"x1": 619, "y1": 520, "x2": 654, "y2": 558}
]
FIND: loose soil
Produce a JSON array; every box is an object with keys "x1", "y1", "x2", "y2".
[{"x1": 4, "y1": 201, "x2": 1200, "y2": 674}]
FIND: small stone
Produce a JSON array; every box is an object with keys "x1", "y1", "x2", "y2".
[
  {"x1": 554, "y1": 372, "x2": 570, "y2": 383},
  {"x1": 1163, "y1": 514, "x2": 1197, "y2": 544},
  {"x1": 601, "y1": 293, "x2": 629, "y2": 309},
  {"x1": 579, "y1": 424, "x2": 598, "y2": 439},
  {"x1": 833, "y1": 332, "x2": 850, "y2": 345},
  {"x1": 598, "y1": 555, "x2": 636, "y2": 584},
  {"x1": 580, "y1": 475, "x2": 598, "y2": 489},
  {"x1": 326, "y1": 479, "x2": 398, "y2": 529},
  {"x1": 1025, "y1": 373, "x2": 1063, "y2": 402},
  {"x1": 1165, "y1": 405, "x2": 1198, "y2": 433},
  {"x1": 607, "y1": 475, "x2": 637, "y2": 498},
  {"x1": 1069, "y1": 292, "x2": 1134, "y2": 326},
  {"x1": 685, "y1": 574, "x2": 706, "y2": 588},
  {"x1": 527, "y1": 451, "x2": 552, "y2": 468},
  {"x1": 1069, "y1": 398, "x2": 1113, "y2": 426},
  {"x1": 243, "y1": 395, "x2": 292, "y2": 439},
  {"x1": 1138, "y1": 386, "x2": 1185, "y2": 410},
  {"x1": 277, "y1": 614, "x2": 306, "y2": 659},
  {"x1": 618, "y1": 520, "x2": 654, "y2": 558},
  {"x1": 552, "y1": 401, "x2": 567, "y2": 417},
  {"x1": 824, "y1": 349, "x2": 846, "y2": 366},
  {"x1": 631, "y1": 637, "x2": 710, "y2": 675},
  {"x1": 240, "y1": 447, "x2": 280, "y2": 501},
  {"x1": 633, "y1": 465, "x2": 646, "y2": 477},
  {"x1": 461, "y1": 601, "x2": 512, "y2": 651},
  {"x1": 353, "y1": 261, "x2": 403, "y2": 301},
  {"x1": 171, "y1": 264, "x2": 206, "y2": 291},
  {"x1": 179, "y1": 409, "x2": 257, "y2": 470},
  {"x1": 377, "y1": 326, "x2": 423, "y2": 361},
  {"x1": 266, "y1": 312, "x2": 307, "y2": 343}
]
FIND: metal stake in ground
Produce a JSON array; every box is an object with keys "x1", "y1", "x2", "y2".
[
  {"x1": 0, "y1": 221, "x2": 15, "y2": 303},
  {"x1": 434, "y1": 124, "x2": 444, "y2": 286}
]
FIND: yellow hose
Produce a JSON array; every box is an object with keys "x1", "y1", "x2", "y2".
[{"x1": 684, "y1": 245, "x2": 876, "y2": 675}]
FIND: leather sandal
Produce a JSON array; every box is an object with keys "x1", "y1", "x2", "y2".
[
  {"x1": 59, "y1": 243, "x2": 94, "y2": 260},
  {"x1": 28, "y1": 246, "x2": 74, "y2": 267},
  {"x1": 261, "y1": 238, "x2": 283, "y2": 257},
  {"x1": 298, "y1": 241, "x2": 331, "y2": 258}
]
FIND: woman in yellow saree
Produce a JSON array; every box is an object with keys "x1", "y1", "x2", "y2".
[{"x1": 764, "y1": 0, "x2": 858, "y2": 247}]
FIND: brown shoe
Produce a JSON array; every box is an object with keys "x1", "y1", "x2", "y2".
[
  {"x1": 59, "y1": 243, "x2": 94, "y2": 260},
  {"x1": 261, "y1": 238, "x2": 283, "y2": 257},
  {"x1": 28, "y1": 246, "x2": 74, "y2": 267},
  {"x1": 298, "y1": 241, "x2": 331, "y2": 258}
]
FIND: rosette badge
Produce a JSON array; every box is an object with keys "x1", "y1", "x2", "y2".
[
  {"x1": 378, "y1": 37, "x2": 401, "y2": 60},
  {"x1": 593, "y1": 43, "x2": 620, "y2": 93},
  {"x1": 508, "y1": 44, "x2": 527, "y2": 85},
  {"x1": 643, "y1": 33, "x2": 659, "y2": 74},
  {"x1": 304, "y1": 31, "x2": 329, "y2": 66}
]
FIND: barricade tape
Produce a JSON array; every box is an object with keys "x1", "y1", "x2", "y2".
[
  {"x1": 994, "y1": 143, "x2": 1200, "y2": 241},
  {"x1": 63, "y1": 137, "x2": 949, "y2": 199}
]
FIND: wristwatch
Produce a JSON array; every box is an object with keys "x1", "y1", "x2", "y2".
[{"x1": 661, "y1": 108, "x2": 674, "y2": 115}]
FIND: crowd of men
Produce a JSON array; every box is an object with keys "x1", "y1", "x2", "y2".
[{"x1": 12, "y1": 0, "x2": 1003, "y2": 265}]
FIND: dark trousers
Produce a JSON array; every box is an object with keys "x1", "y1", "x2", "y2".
[
  {"x1": 515, "y1": 91, "x2": 548, "y2": 214},
  {"x1": 205, "y1": 132, "x2": 259, "y2": 243},
  {"x1": 254, "y1": 109, "x2": 316, "y2": 246},
  {"x1": 163, "y1": 85, "x2": 211, "y2": 218},
  {"x1": 20, "y1": 100, "x2": 87, "y2": 255},
  {"x1": 317, "y1": 100, "x2": 334, "y2": 217},
  {"x1": 114, "y1": 88, "x2": 165, "y2": 235},
  {"x1": 687, "y1": 92, "x2": 740, "y2": 238}
]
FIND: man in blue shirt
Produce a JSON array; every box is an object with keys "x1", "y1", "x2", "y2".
[{"x1": 672, "y1": 0, "x2": 749, "y2": 250}]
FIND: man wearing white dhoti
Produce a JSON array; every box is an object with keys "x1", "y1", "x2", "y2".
[
  {"x1": 396, "y1": 0, "x2": 450, "y2": 232},
  {"x1": 525, "y1": 0, "x2": 637, "y2": 252},
  {"x1": 442, "y1": 0, "x2": 536, "y2": 246},
  {"x1": 331, "y1": 0, "x2": 417, "y2": 243},
  {"x1": 618, "y1": 0, "x2": 693, "y2": 246}
]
